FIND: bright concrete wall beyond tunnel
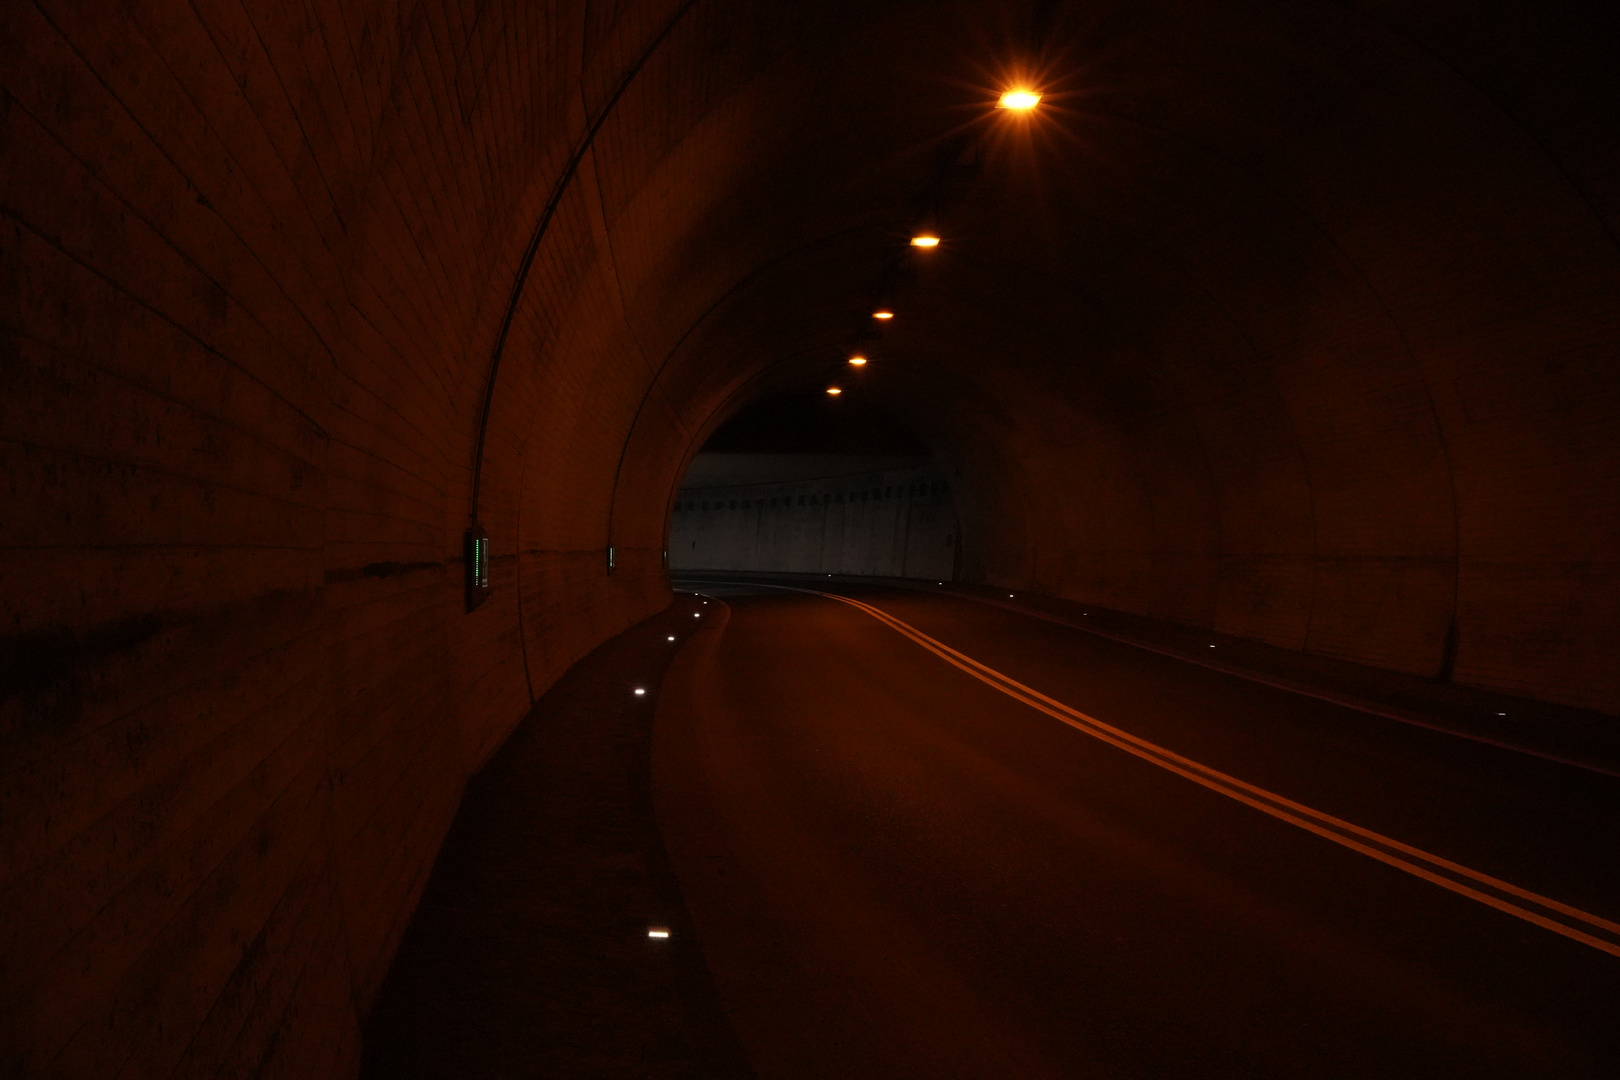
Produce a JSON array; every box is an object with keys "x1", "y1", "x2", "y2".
[{"x1": 671, "y1": 454, "x2": 956, "y2": 578}]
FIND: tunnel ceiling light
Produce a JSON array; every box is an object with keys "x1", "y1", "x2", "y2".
[
  {"x1": 872, "y1": 309, "x2": 894, "y2": 320},
  {"x1": 910, "y1": 234, "x2": 940, "y2": 248},
  {"x1": 997, "y1": 89, "x2": 1042, "y2": 110},
  {"x1": 826, "y1": 386, "x2": 842, "y2": 395},
  {"x1": 848, "y1": 355, "x2": 867, "y2": 366}
]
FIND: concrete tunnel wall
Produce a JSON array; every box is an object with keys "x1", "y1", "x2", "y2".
[
  {"x1": 670, "y1": 455, "x2": 957, "y2": 578},
  {"x1": 2, "y1": 0, "x2": 1617, "y2": 1074}
]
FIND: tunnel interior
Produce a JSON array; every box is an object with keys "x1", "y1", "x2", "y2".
[
  {"x1": 699, "y1": 389, "x2": 932, "y2": 458},
  {"x1": 4, "y1": 0, "x2": 1618, "y2": 1074}
]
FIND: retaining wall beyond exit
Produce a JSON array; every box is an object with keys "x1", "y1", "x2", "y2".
[{"x1": 672, "y1": 462, "x2": 955, "y2": 580}]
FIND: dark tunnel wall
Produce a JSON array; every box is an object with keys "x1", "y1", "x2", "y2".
[{"x1": 2, "y1": 0, "x2": 1617, "y2": 1074}]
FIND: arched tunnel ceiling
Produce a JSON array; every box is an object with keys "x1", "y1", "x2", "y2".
[{"x1": 2, "y1": 1, "x2": 1617, "y2": 1074}]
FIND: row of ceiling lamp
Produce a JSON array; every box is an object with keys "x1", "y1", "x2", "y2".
[{"x1": 827, "y1": 87, "x2": 1041, "y2": 398}]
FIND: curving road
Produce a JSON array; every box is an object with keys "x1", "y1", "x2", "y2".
[{"x1": 654, "y1": 581, "x2": 1620, "y2": 1079}]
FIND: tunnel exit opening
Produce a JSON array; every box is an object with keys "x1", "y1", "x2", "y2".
[{"x1": 670, "y1": 388, "x2": 960, "y2": 581}]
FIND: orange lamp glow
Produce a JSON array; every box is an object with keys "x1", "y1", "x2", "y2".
[
  {"x1": 872, "y1": 309, "x2": 894, "y2": 320},
  {"x1": 848, "y1": 355, "x2": 867, "y2": 366},
  {"x1": 826, "y1": 386, "x2": 842, "y2": 395},
  {"x1": 997, "y1": 89, "x2": 1042, "y2": 110},
  {"x1": 910, "y1": 234, "x2": 940, "y2": 248}
]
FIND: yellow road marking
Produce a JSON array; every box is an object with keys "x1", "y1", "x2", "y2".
[{"x1": 808, "y1": 589, "x2": 1620, "y2": 959}]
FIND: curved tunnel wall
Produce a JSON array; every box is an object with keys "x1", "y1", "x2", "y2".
[{"x1": 2, "y1": 0, "x2": 1617, "y2": 1074}]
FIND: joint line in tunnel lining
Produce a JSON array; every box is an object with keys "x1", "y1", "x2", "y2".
[{"x1": 469, "y1": 0, "x2": 703, "y2": 524}]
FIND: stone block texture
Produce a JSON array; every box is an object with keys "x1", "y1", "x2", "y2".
[{"x1": 1, "y1": 0, "x2": 1616, "y2": 1075}]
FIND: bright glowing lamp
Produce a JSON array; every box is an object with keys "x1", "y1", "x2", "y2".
[
  {"x1": 848, "y1": 355, "x2": 867, "y2": 366},
  {"x1": 910, "y1": 234, "x2": 940, "y2": 248},
  {"x1": 997, "y1": 89, "x2": 1042, "y2": 110},
  {"x1": 826, "y1": 386, "x2": 842, "y2": 395},
  {"x1": 872, "y1": 309, "x2": 894, "y2": 320}
]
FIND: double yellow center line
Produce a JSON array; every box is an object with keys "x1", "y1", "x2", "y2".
[{"x1": 812, "y1": 589, "x2": 1620, "y2": 960}]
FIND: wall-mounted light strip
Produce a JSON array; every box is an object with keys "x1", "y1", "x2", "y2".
[{"x1": 465, "y1": 525, "x2": 491, "y2": 612}]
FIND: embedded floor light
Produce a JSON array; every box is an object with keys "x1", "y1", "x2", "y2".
[
  {"x1": 997, "y1": 89, "x2": 1042, "y2": 110},
  {"x1": 667, "y1": 635, "x2": 676, "y2": 642},
  {"x1": 910, "y1": 234, "x2": 940, "y2": 248},
  {"x1": 872, "y1": 309, "x2": 894, "y2": 320},
  {"x1": 848, "y1": 355, "x2": 867, "y2": 366},
  {"x1": 826, "y1": 386, "x2": 842, "y2": 396},
  {"x1": 647, "y1": 927, "x2": 670, "y2": 939},
  {"x1": 634, "y1": 687, "x2": 646, "y2": 696}
]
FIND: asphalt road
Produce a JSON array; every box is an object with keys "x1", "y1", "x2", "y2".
[{"x1": 653, "y1": 582, "x2": 1620, "y2": 1079}]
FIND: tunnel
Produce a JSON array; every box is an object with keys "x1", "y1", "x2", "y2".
[{"x1": 3, "y1": 0, "x2": 1618, "y2": 1076}]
